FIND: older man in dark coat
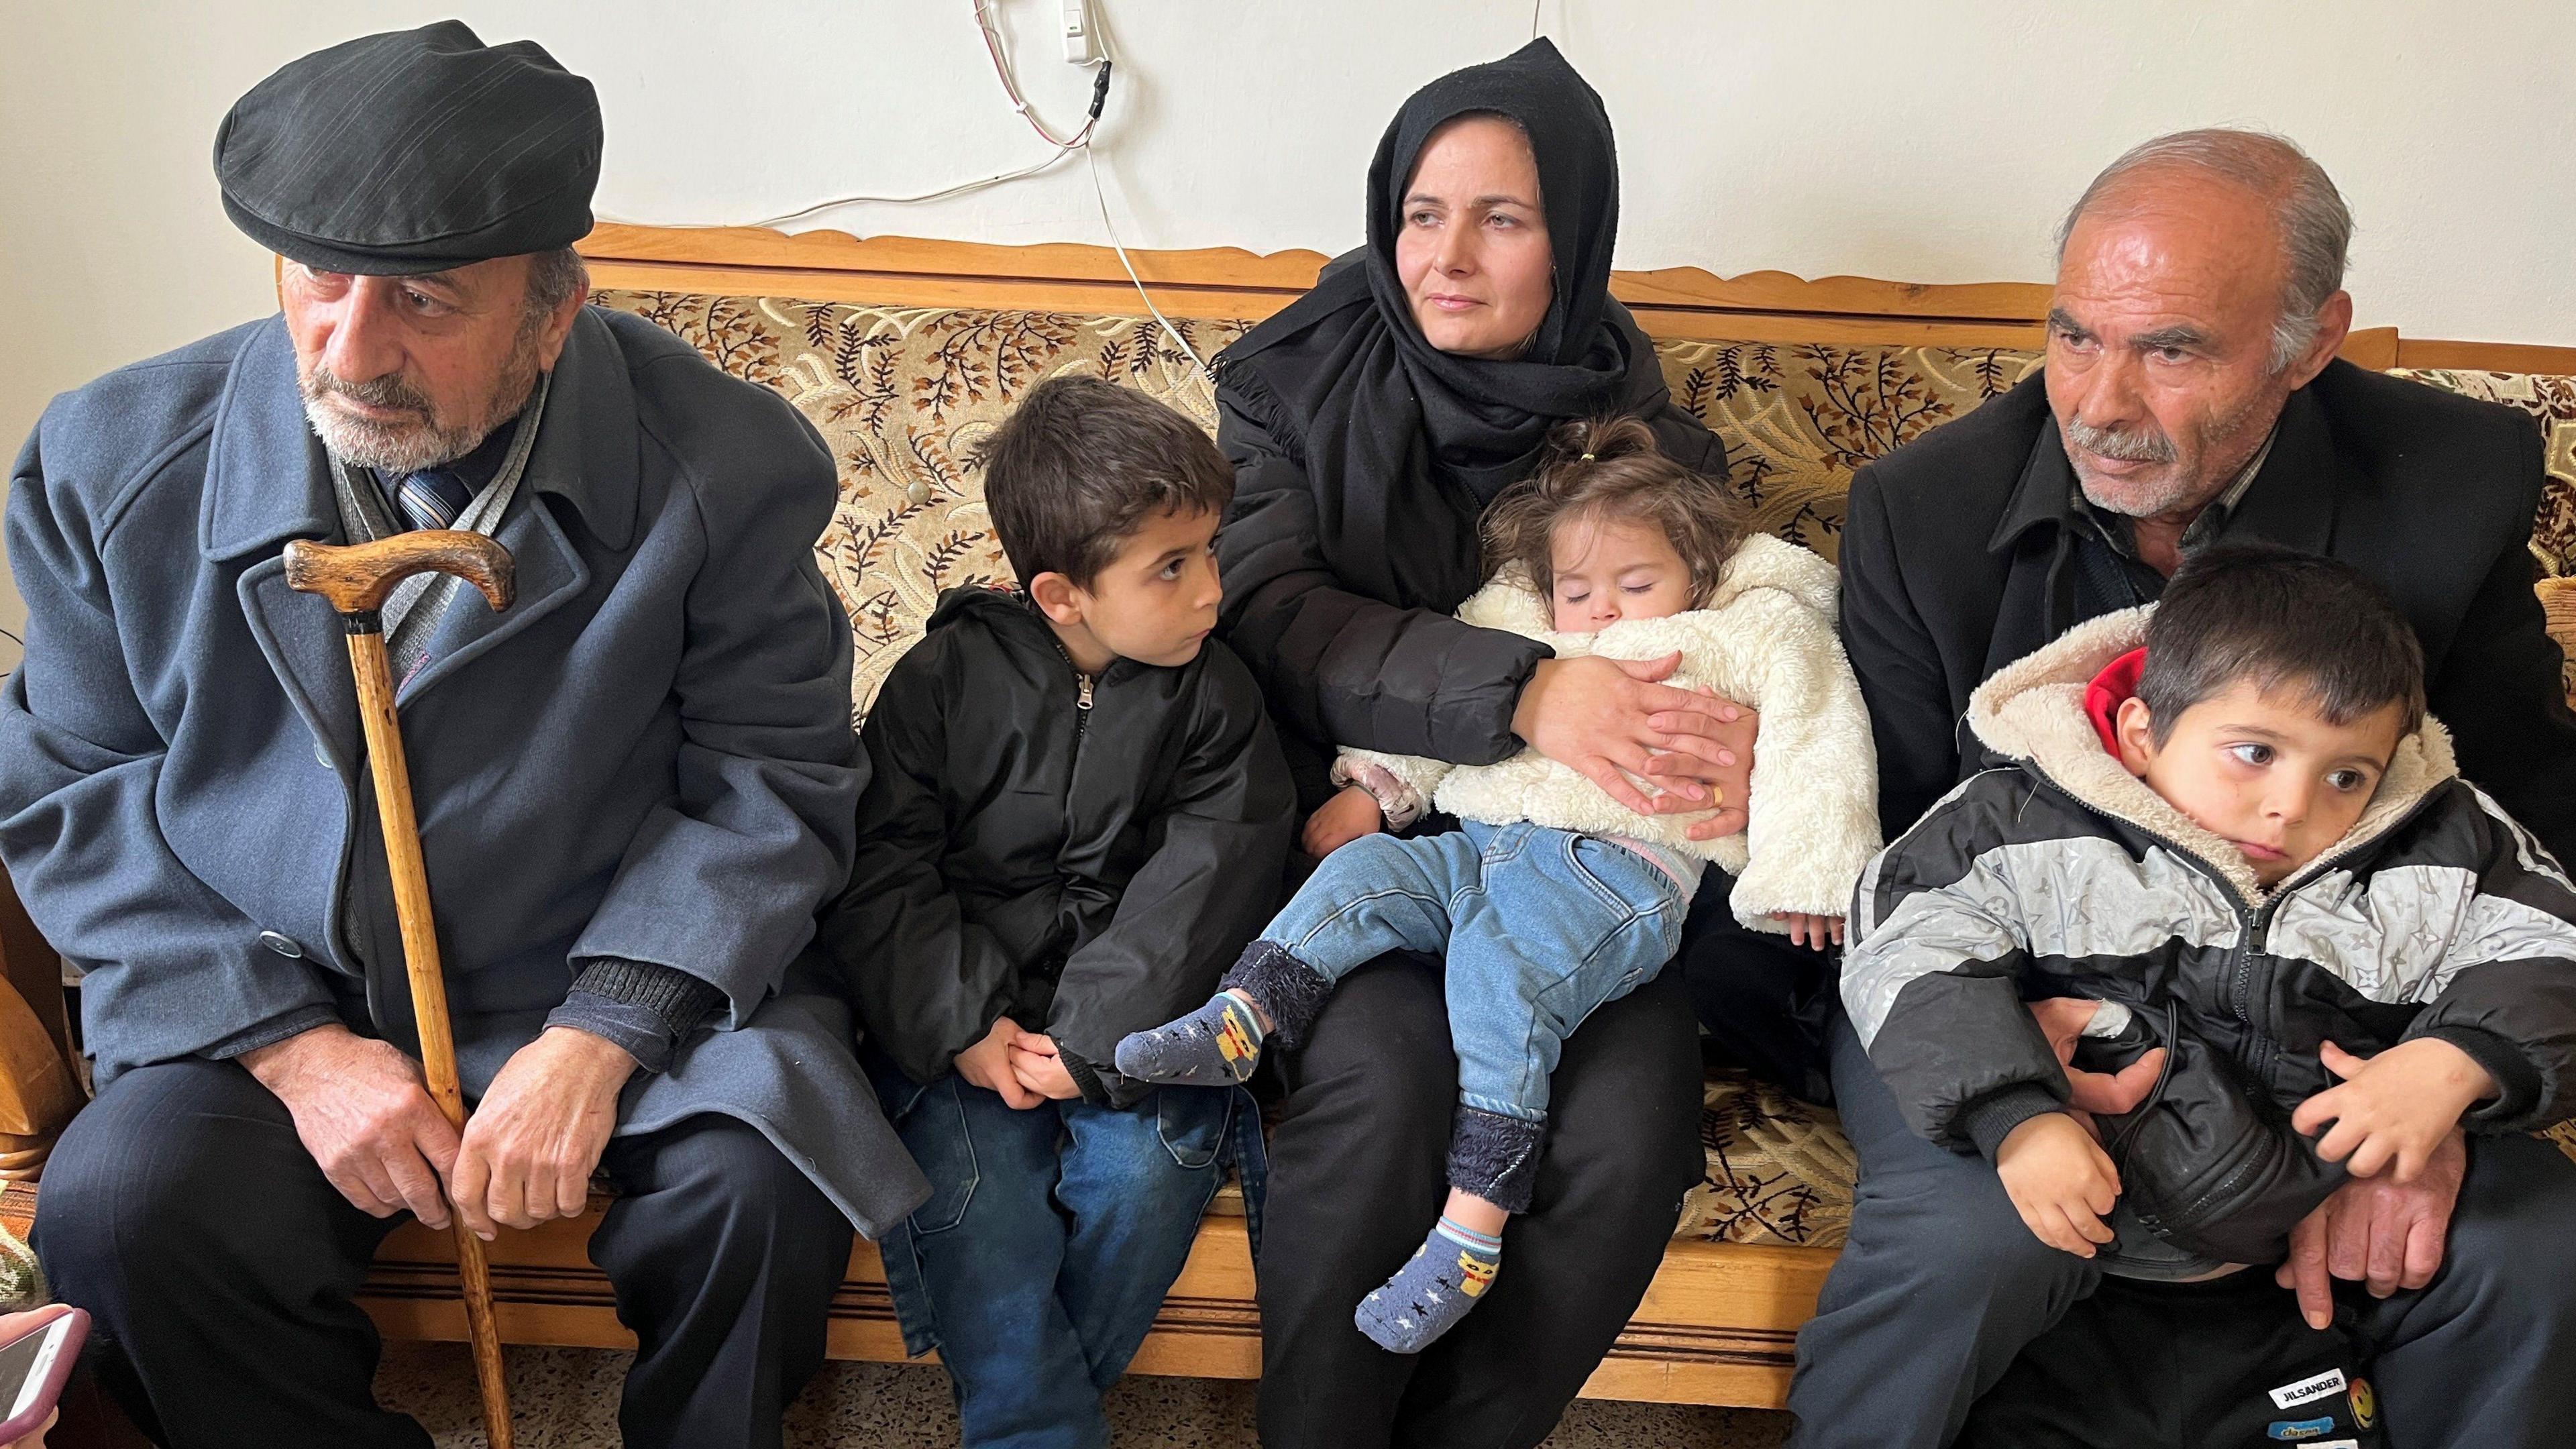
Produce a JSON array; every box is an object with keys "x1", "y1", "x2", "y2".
[
  {"x1": 1795, "y1": 129, "x2": 2576, "y2": 1448},
  {"x1": 0, "y1": 25, "x2": 925, "y2": 1449}
]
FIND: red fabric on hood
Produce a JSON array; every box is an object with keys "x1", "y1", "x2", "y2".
[{"x1": 2085, "y1": 647, "x2": 2148, "y2": 755}]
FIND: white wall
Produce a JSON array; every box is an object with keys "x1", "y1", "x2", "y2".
[{"x1": 4, "y1": 1, "x2": 2573, "y2": 662}]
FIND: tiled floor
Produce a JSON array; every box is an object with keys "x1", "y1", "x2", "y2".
[{"x1": 376, "y1": 1342, "x2": 1793, "y2": 1447}]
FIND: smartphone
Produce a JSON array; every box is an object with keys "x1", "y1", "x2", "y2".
[{"x1": 0, "y1": 1306, "x2": 85, "y2": 1443}]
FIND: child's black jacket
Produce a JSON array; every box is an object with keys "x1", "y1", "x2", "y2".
[{"x1": 818, "y1": 586, "x2": 1294, "y2": 1108}]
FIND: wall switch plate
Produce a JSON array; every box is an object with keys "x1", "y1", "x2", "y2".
[{"x1": 1061, "y1": 0, "x2": 1099, "y2": 63}]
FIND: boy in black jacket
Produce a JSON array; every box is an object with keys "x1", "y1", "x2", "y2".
[{"x1": 815, "y1": 376, "x2": 1294, "y2": 1449}]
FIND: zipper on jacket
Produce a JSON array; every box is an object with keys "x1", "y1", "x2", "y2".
[
  {"x1": 2029, "y1": 771, "x2": 2449, "y2": 1087},
  {"x1": 1046, "y1": 633, "x2": 1097, "y2": 745}
]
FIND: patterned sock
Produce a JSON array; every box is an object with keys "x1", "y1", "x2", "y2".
[
  {"x1": 1114, "y1": 990, "x2": 1268, "y2": 1085},
  {"x1": 1354, "y1": 1216, "x2": 1504, "y2": 1354}
]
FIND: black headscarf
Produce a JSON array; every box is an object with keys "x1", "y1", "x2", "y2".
[{"x1": 1220, "y1": 38, "x2": 1654, "y2": 525}]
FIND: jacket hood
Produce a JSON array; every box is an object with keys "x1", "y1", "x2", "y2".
[
  {"x1": 1468, "y1": 532, "x2": 1839, "y2": 635},
  {"x1": 924, "y1": 584, "x2": 1079, "y2": 663},
  {"x1": 1965, "y1": 605, "x2": 2458, "y2": 902}
]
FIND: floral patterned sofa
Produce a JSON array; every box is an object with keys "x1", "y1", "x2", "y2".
[
  {"x1": 1, "y1": 254, "x2": 2565, "y2": 1416},
  {"x1": 589, "y1": 285, "x2": 2576, "y2": 1262}
]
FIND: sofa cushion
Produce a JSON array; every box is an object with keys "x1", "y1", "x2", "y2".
[{"x1": 592, "y1": 288, "x2": 2576, "y2": 1252}]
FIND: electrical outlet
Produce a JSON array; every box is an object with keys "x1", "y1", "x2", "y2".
[{"x1": 1061, "y1": 0, "x2": 1099, "y2": 64}]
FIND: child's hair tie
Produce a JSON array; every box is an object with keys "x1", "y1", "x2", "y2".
[{"x1": 1580, "y1": 451, "x2": 1595, "y2": 461}]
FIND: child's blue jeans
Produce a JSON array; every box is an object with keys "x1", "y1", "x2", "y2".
[
  {"x1": 1263, "y1": 819, "x2": 1688, "y2": 1123},
  {"x1": 868, "y1": 1057, "x2": 1247, "y2": 1449}
]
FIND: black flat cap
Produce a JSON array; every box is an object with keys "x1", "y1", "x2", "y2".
[{"x1": 215, "y1": 20, "x2": 600, "y2": 275}]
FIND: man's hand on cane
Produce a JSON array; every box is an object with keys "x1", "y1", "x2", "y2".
[
  {"x1": 241, "y1": 1024, "x2": 462, "y2": 1229},
  {"x1": 451, "y1": 1027, "x2": 638, "y2": 1238}
]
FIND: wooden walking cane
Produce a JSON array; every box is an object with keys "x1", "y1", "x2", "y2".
[{"x1": 285, "y1": 530, "x2": 517, "y2": 1449}]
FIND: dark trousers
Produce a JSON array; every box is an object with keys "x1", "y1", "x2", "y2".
[
  {"x1": 1672, "y1": 871, "x2": 1837, "y2": 1103},
  {"x1": 1790, "y1": 1014, "x2": 2576, "y2": 1448},
  {"x1": 34, "y1": 1059, "x2": 854, "y2": 1449},
  {"x1": 1253, "y1": 956, "x2": 1704, "y2": 1449}
]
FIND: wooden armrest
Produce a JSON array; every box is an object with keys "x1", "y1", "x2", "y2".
[
  {"x1": 0, "y1": 867, "x2": 80, "y2": 1181},
  {"x1": 2543, "y1": 577, "x2": 2576, "y2": 708}
]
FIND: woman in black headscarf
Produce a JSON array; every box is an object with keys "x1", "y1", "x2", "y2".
[{"x1": 1216, "y1": 39, "x2": 1805, "y2": 1446}]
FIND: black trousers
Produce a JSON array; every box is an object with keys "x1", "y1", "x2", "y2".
[
  {"x1": 34, "y1": 1059, "x2": 853, "y2": 1449},
  {"x1": 1672, "y1": 875, "x2": 1838, "y2": 1103},
  {"x1": 1253, "y1": 956, "x2": 1705, "y2": 1449},
  {"x1": 1790, "y1": 1014, "x2": 2576, "y2": 1449}
]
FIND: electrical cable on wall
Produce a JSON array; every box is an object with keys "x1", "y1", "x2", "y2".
[{"x1": 601, "y1": 1, "x2": 1206, "y2": 376}]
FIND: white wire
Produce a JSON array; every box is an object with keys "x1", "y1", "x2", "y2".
[
  {"x1": 1087, "y1": 146, "x2": 1210, "y2": 378},
  {"x1": 741, "y1": 148, "x2": 1080, "y2": 227},
  {"x1": 600, "y1": 2, "x2": 1209, "y2": 379}
]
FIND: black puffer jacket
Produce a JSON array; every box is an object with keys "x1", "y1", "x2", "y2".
[
  {"x1": 818, "y1": 587, "x2": 1295, "y2": 1108},
  {"x1": 1843, "y1": 608, "x2": 2576, "y2": 1268},
  {"x1": 1214, "y1": 301, "x2": 1723, "y2": 810}
]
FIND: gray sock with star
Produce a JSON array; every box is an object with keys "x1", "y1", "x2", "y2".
[
  {"x1": 1115, "y1": 990, "x2": 1268, "y2": 1085},
  {"x1": 1354, "y1": 1216, "x2": 1503, "y2": 1354}
]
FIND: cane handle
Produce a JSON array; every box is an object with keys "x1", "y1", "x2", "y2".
[{"x1": 284, "y1": 532, "x2": 515, "y2": 616}]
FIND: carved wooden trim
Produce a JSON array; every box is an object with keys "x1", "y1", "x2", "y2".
[
  {"x1": 575, "y1": 223, "x2": 2571, "y2": 370},
  {"x1": 2395, "y1": 337, "x2": 2576, "y2": 374},
  {"x1": 347, "y1": 1201, "x2": 1828, "y2": 1408}
]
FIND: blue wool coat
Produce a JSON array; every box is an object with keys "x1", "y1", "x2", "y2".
[{"x1": 0, "y1": 307, "x2": 929, "y2": 1237}]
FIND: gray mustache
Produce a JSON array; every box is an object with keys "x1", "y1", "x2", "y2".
[
  {"x1": 2064, "y1": 416, "x2": 2176, "y2": 464},
  {"x1": 305, "y1": 365, "x2": 433, "y2": 419}
]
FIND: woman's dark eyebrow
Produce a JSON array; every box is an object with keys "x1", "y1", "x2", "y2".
[{"x1": 1403, "y1": 191, "x2": 1537, "y2": 210}]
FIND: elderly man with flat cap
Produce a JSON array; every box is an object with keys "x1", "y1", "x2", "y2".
[
  {"x1": 0, "y1": 23, "x2": 926, "y2": 1448},
  {"x1": 1793, "y1": 129, "x2": 2576, "y2": 1448}
]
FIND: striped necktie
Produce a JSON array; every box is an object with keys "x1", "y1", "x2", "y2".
[{"x1": 394, "y1": 466, "x2": 476, "y2": 533}]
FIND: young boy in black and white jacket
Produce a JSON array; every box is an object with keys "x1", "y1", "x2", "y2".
[{"x1": 1816, "y1": 546, "x2": 2576, "y2": 1446}]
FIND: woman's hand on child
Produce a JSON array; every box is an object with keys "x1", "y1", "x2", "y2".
[
  {"x1": 1007, "y1": 1031, "x2": 1083, "y2": 1102},
  {"x1": 1658, "y1": 686, "x2": 1759, "y2": 843},
  {"x1": 956, "y1": 1018, "x2": 1044, "y2": 1108},
  {"x1": 1509, "y1": 655, "x2": 1753, "y2": 839},
  {"x1": 1302, "y1": 785, "x2": 1385, "y2": 858},
  {"x1": 2293, "y1": 1038, "x2": 2497, "y2": 1183},
  {"x1": 1768, "y1": 913, "x2": 1843, "y2": 951},
  {"x1": 1995, "y1": 1112, "x2": 2122, "y2": 1258}
]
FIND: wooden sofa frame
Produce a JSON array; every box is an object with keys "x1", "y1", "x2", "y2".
[{"x1": 1, "y1": 224, "x2": 2569, "y2": 1411}]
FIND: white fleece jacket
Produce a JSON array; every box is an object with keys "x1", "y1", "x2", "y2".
[{"x1": 1336, "y1": 533, "x2": 1882, "y2": 933}]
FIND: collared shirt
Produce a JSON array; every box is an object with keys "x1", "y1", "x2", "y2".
[{"x1": 2065, "y1": 425, "x2": 2281, "y2": 616}]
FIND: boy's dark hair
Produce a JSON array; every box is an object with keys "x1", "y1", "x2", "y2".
[
  {"x1": 1480, "y1": 414, "x2": 1749, "y2": 606},
  {"x1": 2138, "y1": 544, "x2": 2425, "y2": 744},
  {"x1": 977, "y1": 375, "x2": 1234, "y2": 588}
]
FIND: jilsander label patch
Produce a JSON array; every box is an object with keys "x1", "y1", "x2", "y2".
[{"x1": 2267, "y1": 1368, "x2": 2349, "y2": 1411}]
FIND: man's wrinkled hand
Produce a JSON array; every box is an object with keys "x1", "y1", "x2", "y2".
[
  {"x1": 240, "y1": 1024, "x2": 460, "y2": 1229},
  {"x1": 2275, "y1": 1128, "x2": 2465, "y2": 1330},
  {"x1": 2027, "y1": 996, "x2": 2167, "y2": 1124},
  {"x1": 449, "y1": 1026, "x2": 635, "y2": 1239}
]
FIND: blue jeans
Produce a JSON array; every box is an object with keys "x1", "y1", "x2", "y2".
[
  {"x1": 870, "y1": 1059, "x2": 1244, "y2": 1449},
  {"x1": 1263, "y1": 820, "x2": 1687, "y2": 1122}
]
